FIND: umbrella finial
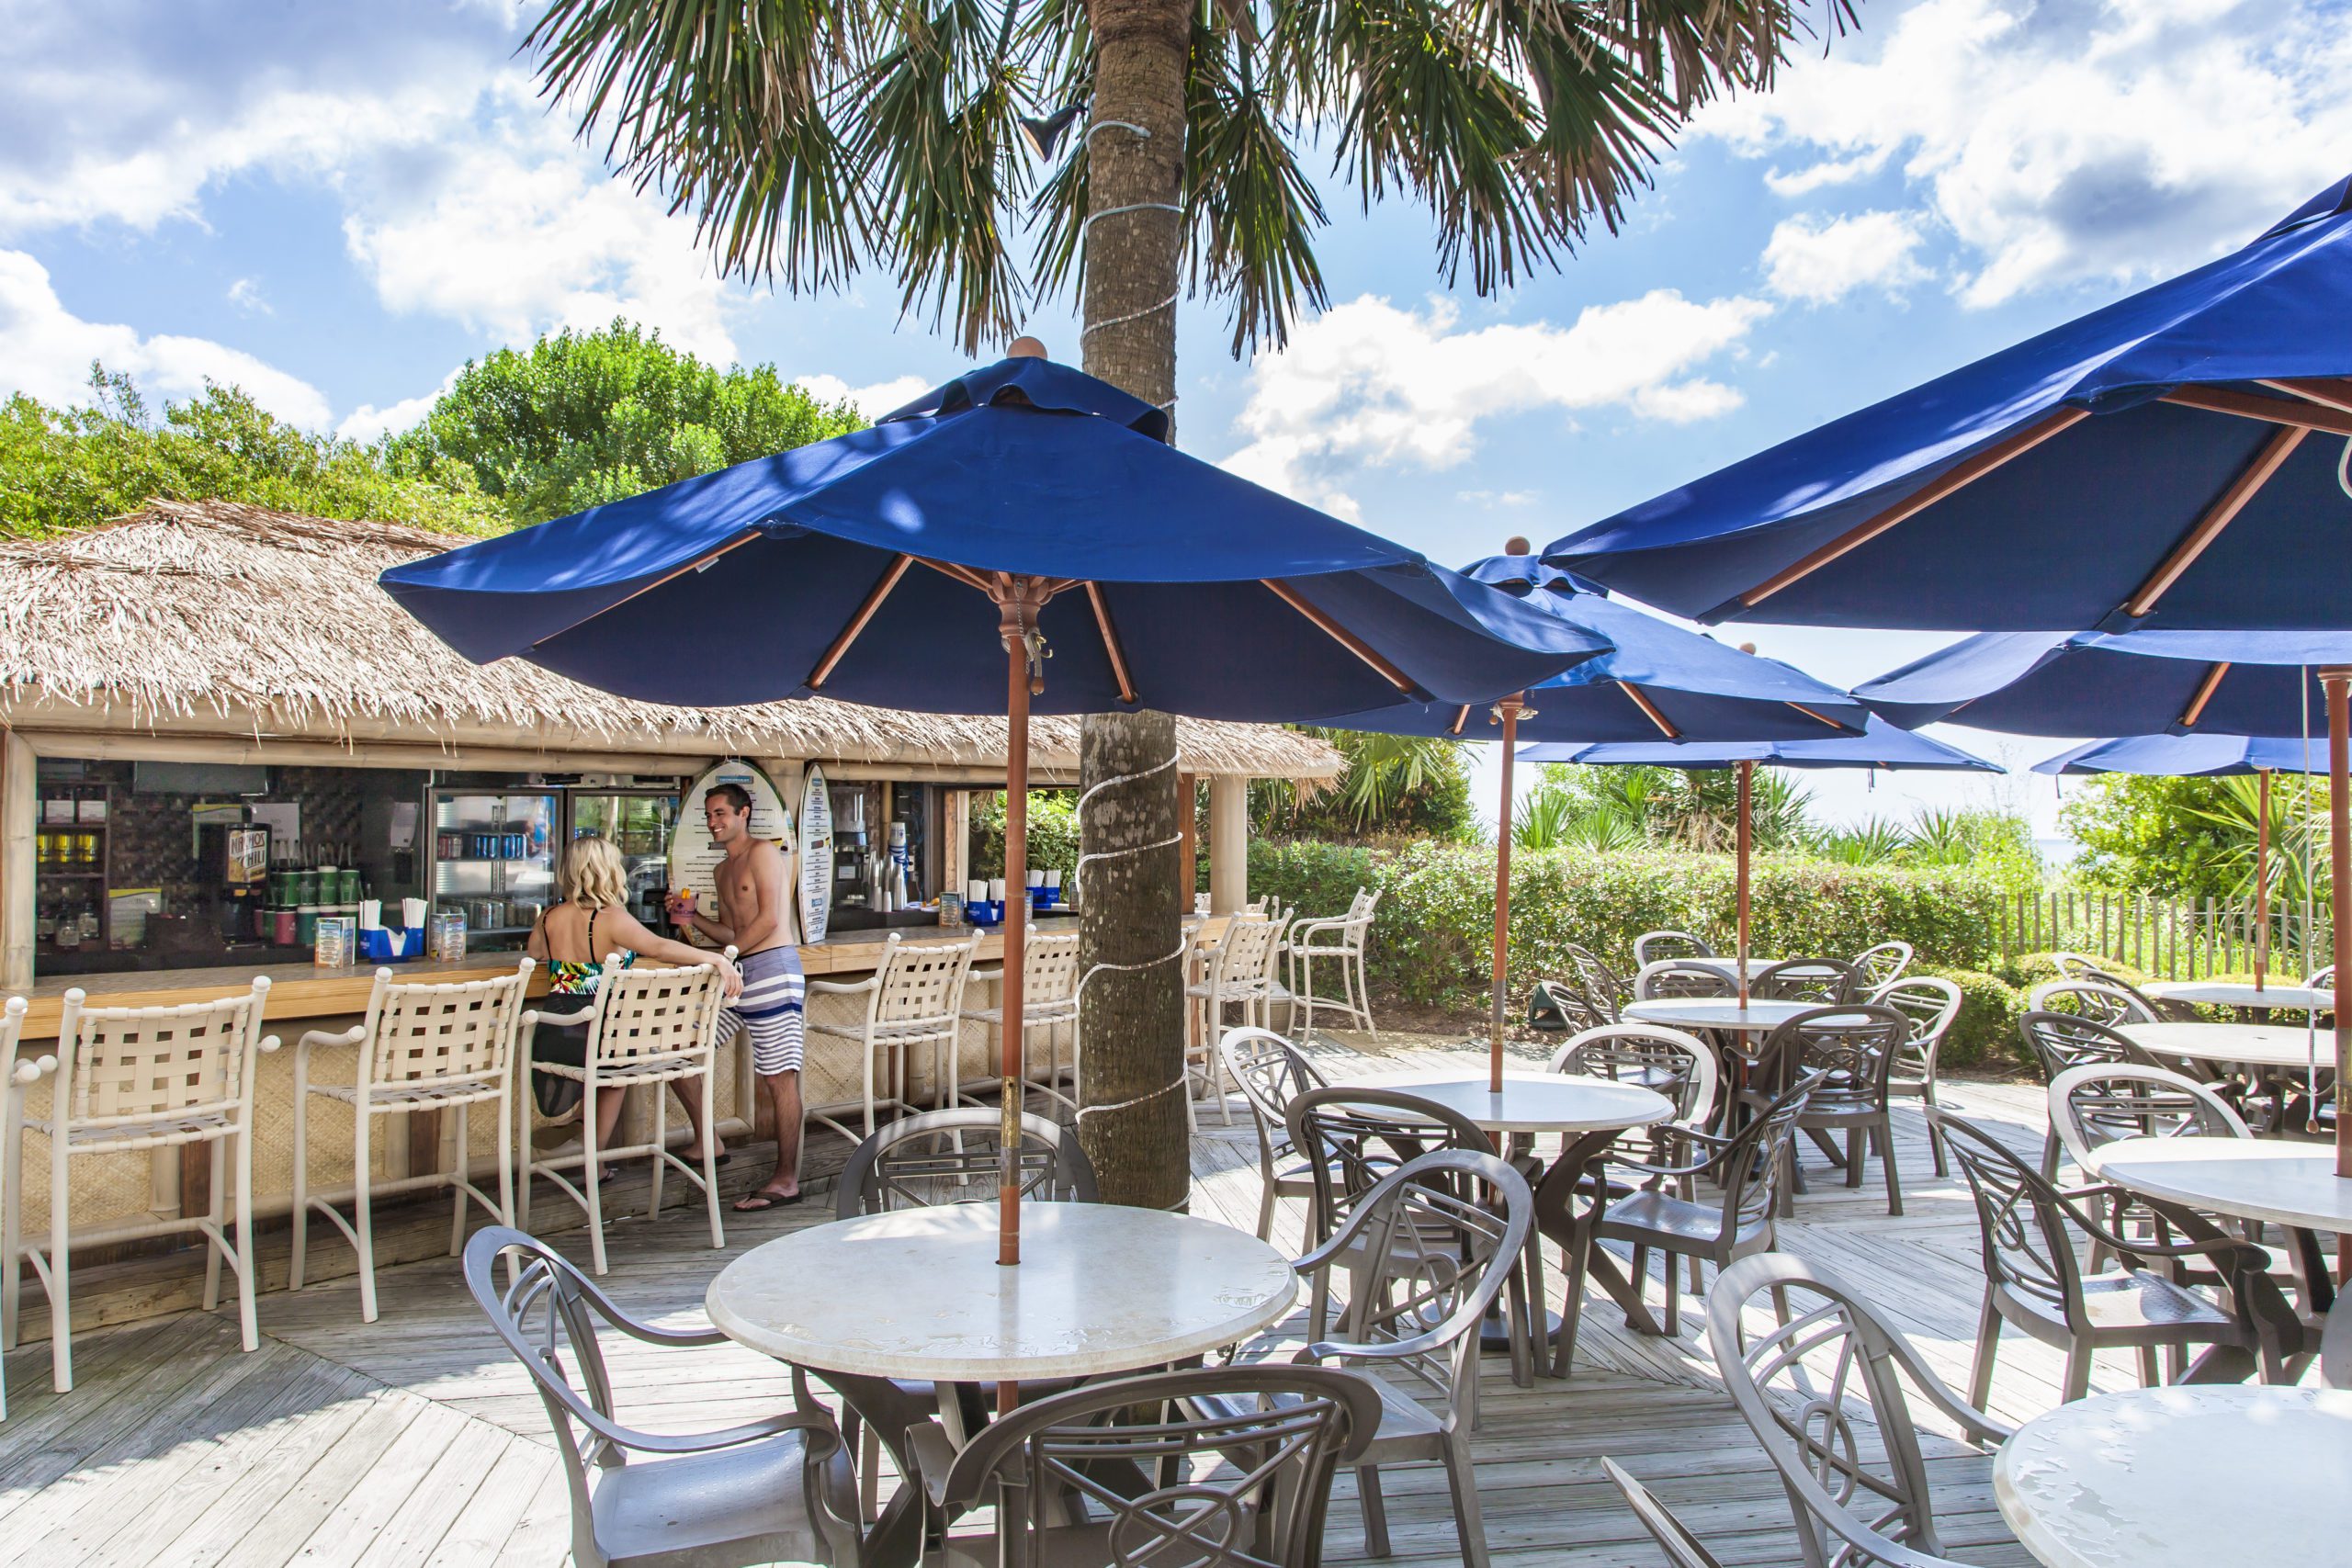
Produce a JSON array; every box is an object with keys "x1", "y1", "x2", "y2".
[
  {"x1": 1008, "y1": 335, "x2": 1049, "y2": 360},
  {"x1": 1504, "y1": 536, "x2": 1532, "y2": 556}
]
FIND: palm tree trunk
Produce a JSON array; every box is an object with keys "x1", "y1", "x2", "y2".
[{"x1": 1075, "y1": 0, "x2": 1190, "y2": 1209}]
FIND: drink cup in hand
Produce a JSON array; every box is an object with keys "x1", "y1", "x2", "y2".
[{"x1": 667, "y1": 890, "x2": 698, "y2": 927}]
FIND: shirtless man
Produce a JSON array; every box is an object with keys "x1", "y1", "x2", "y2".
[{"x1": 667, "y1": 783, "x2": 808, "y2": 1209}]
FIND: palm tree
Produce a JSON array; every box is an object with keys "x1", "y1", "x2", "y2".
[{"x1": 523, "y1": 0, "x2": 1853, "y2": 1203}]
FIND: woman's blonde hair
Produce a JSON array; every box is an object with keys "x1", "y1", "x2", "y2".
[{"x1": 559, "y1": 835, "x2": 631, "y2": 910}]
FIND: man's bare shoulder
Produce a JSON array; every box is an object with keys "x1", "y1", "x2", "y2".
[{"x1": 746, "y1": 839, "x2": 788, "y2": 873}]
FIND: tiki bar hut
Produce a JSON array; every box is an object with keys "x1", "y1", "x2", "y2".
[{"x1": 0, "y1": 501, "x2": 1337, "y2": 1269}]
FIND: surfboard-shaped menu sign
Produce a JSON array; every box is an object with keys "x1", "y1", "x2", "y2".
[
  {"x1": 798, "y1": 764, "x2": 833, "y2": 944},
  {"x1": 670, "y1": 760, "x2": 795, "y2": 946}
]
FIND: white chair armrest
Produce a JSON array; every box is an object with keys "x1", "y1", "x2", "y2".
[
  {"x1": 9, "y1": 1053, "x2": 55, "y2": 1089},
  {"x1": 519, "y1": 1008, "x2": 594, "y2": 1030},
  {"x1": 296, "y1": 1023, "x2": 369, "y2": 1056},
  {"x1": 807, "y1": 976, "x2": 881, "y2": 998},
  {"x1": 258, "y1": 1034, "x2": 282, "y2": 1055}
]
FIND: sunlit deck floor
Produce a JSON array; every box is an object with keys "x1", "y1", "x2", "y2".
[{"x1": 1, "y1": 1034, "x2": 2130, "y2": 1565}]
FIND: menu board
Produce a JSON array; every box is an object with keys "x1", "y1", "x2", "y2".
[
  {"x1": 798, "y1": 763, "x2": 833, "y2": 943},
  {"x1": 668, "y1": 760, "x2": 796, "y2": 946}
]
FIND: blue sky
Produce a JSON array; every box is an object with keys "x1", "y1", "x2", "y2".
[{"x1": 4, "y1": 0, "x2": 2346, "y2": 843}]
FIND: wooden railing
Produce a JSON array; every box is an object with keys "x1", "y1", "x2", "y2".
[{"x1": 1995, "y1": 888, "x2": 2334, "y2": 979}]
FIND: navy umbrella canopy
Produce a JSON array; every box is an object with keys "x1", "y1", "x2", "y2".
[
  {"x1": 1858, "y1": 629, "x2": 2352, "y2": 737},
  {"x1": 1543, "y1": 176, "x2": 2352, "y2": 634},
  {"x1": 381, "y1": 356, "x2": 1607, "y2": 718},
  {"x1": 1319, "y1": 552, "x2": 1865, "y2": 1079},
  {"x1": 2034, "y1": 733, "x2": 2327, "y2": 776},
  {"x1": 382, "y1": 355, "x2": 1611, "y2": 1268}
]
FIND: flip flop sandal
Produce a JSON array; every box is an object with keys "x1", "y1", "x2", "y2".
[{"x1": 733, "y1": 1187, "x2": 803, "y2": 1212}]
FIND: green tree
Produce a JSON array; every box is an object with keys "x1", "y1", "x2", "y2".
[
  {"x1": 2065, "y1": 772, "x2": 2329, "y2": 904},
  {"x1": 1254, "y1": 729, "x2": 1476, "y2": 841},
  {"x1": 0, "y1": 368, "x2": 504, "y2": 538},
  {"x1": 387, "y1": 321, "x2": 865, "y2": 526},
  {"x1": 525, "y1": 0, "x2": 1853, "y2": 1207}
]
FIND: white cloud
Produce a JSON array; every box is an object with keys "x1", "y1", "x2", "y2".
[
  {"x1": 1222, "y1": 291, "x2": 1771, "y2": 515},
  {"x1": 1762, "y1": 210, "x2": 1930, "y2": 304},
  {"x1": 225, "y1": 276, "x2": 270, "y2": 315},
  {"x1": 0, "y1": 249, "x2": 331, "y2": 427},
  {"x1": 1701, "y1": 0, "x2": 2352, "y2": 305},
  {"x1": 796, "y1": 373, "x2": 933, "y2": 418},
  {"x1": 334, "y1": 367, "x2": 463, "y2": 443}
]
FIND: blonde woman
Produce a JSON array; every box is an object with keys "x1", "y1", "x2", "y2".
[{"x1": 526, "y1": 834, "x2": 741, "y2": 1165}]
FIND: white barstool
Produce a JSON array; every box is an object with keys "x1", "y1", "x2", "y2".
[
  {"x1": 1284, "y1": 886, "x2": 1380, "y2": 1038},
  {"x1": 291, "y1": 959, "x2": 533, "y2": 1322},
  {"x1": 807, "y1": 932, "x2": 979, "y2": 1139},
  {"x1": 962, "y1": 931, "x2": 1083, "y2": 1111},
  {"x1": 4, "y1": 980, "x2": 277, "y2": 1392},
  {"x1": 520, "y1": 957, "x2": 730, "y2": 1275},
  {"x1": 1184, "y1": 915, "x2": 1288, "y2": 1126}
]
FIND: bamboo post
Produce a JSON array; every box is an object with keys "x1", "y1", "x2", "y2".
[
  {"x1": 1736, "y1": 761, "x2": 1754, "y2": 1010},
  {"x1": 1175, "y1": 772, "x2": 1197, "y2": 913},
  {"x1": 2322, "y1": 669, "x2": 2351, "y2": 1178},
  {"x1": 2255, "y1": 768, "x2": 2271, "y2": 990},
  {"x1": 1487, "y1": 696, "x2": 1524, "y2": 1093},
  {"x1": 0, "y1": 730, "x2": 32, "y2": 992}
]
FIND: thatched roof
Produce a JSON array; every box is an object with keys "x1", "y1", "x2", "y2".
[{"x1": 0, "y1": 501, "x2": 1341, "y2": 781}]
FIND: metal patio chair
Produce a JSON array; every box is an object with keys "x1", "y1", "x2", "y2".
[
  {"x1": 1204, "y1": 1149, "x2": 1532, "y2": 1568},
  {"x1": 1770, "y1": 1003, "x2": 1910, "y2": 1215},
  {"x1": 1869, "y1": 976, "x2": 1962, "y2": 1176},
  {"x1": 1751, "y1": 957, "x2": 1860, "y2": 1005},
  {"x1": 911, "y1": 1363, "x2": 1380, "y2": 1568},
  {"x1": 1852, "y1": 940, "x2": 1914, "y2": 992},
  {"x1": 1186, "y1": 914, "x2": 1290, "y2": 1126},
  {"x1": 1218, "y1": 1028, "x2": 1331, "y2": 1242},
  {"x1": 1285, "y1": 886, "x2": 1381, "y2": 1039},
  {"x1": 1708, "y1": 1251, "x2": 2014, "y2": 1568},
  {"x1": 1599, "y1": 1458, "x2": 1727, "y2": 1568},
  {"x1": 1930, "y1": 1106, "x2": 2299, "y2": 1404},
  {"x1": 1634, "y1": 959, "x2": 1736, "y2": 1002},
  {"x1": 1634, "y1": 930, "x2": 1714, "y2": 967},
  {"x1": 4, "y1": 980, "x2": 275, "y2": 1393},
  {"x1": 2016, "y1": 1009, "x2": 2160, "y2": 1177},
  {"x1": 463, "y1": 1226, "x2": 862, "y2": 1568},
  {"x1": 291, "y1": 959, "x2": 533, "y2": 1322}
]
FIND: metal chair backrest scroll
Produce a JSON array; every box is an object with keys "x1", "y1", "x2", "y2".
[
  {"x1": 1566, "y1": 943, "x2": 1631, "y2": 1022},
  {"x1": 1635, "y1": 959, "x2": 1735, "y2": 1002},
  {"x1": 1868, "y1": 976, "x2": 1961, "y2": 1082},
  {"x1": 2016, "y1": 1009, "x2": 2147, "y2": 1085},
  {"x1": 1283, "y1": 1084, "x2": 1490, "y2": 1246},
  {"x1": 1851, "y1": 940, "x2": 1914, "y2": 992},
  {"x1": 2046, "y1": 1063, "x2": 2248, "y2": 1171},
  {"x1": 1550, "y1": 1023, "x2": 1718, "y2": 1132},
  {"x1": 2024, "y1": 979, "x2": 2151, "y2": 1028},
  {"x1": 1761, "y1": 1003, "x2": 1906, "y2": 1115},
  {"x1": 1752, "y1": 957, "x2": 1860, "y2": 1005},
  {"x1": 1706, "y1": 1251, "x2": 2013, "y2": 1568},
  {"x1": 461, "y1": 1227, "x2": 860, "y2": 1568},
  {"x1": 933, "y1": 1364, "x2": 1381, "y2": 1568},
  {"x1": 1634, "y1": 929, "x2": 1714, "y2": 966},
  {"x1": 836, "y1": 1108, "x2": 1097, "y2": 1217}
]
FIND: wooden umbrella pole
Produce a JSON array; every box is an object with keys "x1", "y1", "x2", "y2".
[
  {"x1": 1488, "y1": 696, "x2": 1524, "y2": 1093},
  {"x1": 996, "y1": 581, "x2": 1047, "y2": 1268},
  {"x1": 2255, "y1": 768, "x2": 2271, "y2": 991},
  {"x1": 2324, "y1": 670, "x2": 2352, "y2": 1179},
  {"x1": 1736, "y1": 761, "x2": 1753, "y2": 1010}
]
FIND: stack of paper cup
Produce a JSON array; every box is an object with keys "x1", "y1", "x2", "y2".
[
  {"x1": 359, "y1": 899, "x2": 382, "y2": 931},
  {"x1": 967, "y1": 879, "x2": 988, "y2": 905},
  {"x1": 401, "y1": 897, "x2": 427, "y2": 930}
]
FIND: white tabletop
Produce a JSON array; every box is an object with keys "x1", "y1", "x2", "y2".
[
  {"x1": 2086, "y1": 1135, "x2": 2352, "y2": 1232},
  {"x1": 1333, "y1": 1069, "x2": 1673, "y2": 1134},
  {"x1": 2118, "y1": 1021, "x2": 2338, "y2": 1068},
  {"x1": 2144, "y1": 980, "x2": 2334, "y2": 1011},
  {"x1": 706, "y1": 1204, "x2": 1296, "y2": 1382},
  {"x1": 1622, "y1": 998, "x2": 1852, "y2": 1033},
  {"x1": 1996, "y1": 1384, "x2": 2352, "y2": 1568}
]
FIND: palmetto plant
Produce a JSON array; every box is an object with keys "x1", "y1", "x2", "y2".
[
  {"x1": 523, "y1": 0, "x2": 1855, "y2": 1205},
  {"x1": 1810, "y1": 816, "x2": 1907, "y2": 865},
  {"x1": 2183, "y1": 774, "x2": 2333, "y2": 908}
]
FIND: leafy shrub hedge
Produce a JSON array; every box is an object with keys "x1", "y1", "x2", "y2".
[
  {"x1": 1248, "y1": 839, "x2": 2009, "y2": 1008},
  {"x1": 1910, "y1": 965, "x2": 2027, "y2": 1073}
]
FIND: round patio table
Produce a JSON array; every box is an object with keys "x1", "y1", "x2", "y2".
[
  {"x1": 1995, "y1": 1384, "x2": 2352, "y2": 1568},
  {"x1": 708, "y1": 1203, "x2": 1295, "y2": 1567},
  {"x1": 2085, "y1": 1135, "x2": 2352, "y2": 1234},
  {"x1": 2144, "y1": 980, "x2": 2333, "y2": 1013},
  {"x1": 1621, "y1": 998, "x2": 1852, "y2": 1033},
  {"x1": 2116, "y1": 1021, "x2": 2335, "y2": 1070}
]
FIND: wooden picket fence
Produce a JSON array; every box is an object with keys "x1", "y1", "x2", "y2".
[{"x1": 1996, "y1": 888, "x2": 2334, "y2": 980}]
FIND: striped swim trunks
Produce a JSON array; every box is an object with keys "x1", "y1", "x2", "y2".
[{"x1": 721, "y1": 945, "x2": 806, "y2": 1076}]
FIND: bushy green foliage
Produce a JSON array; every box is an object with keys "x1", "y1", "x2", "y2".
[
  {"x1": 969, "y1": 791, "x2": 1082, "y2": 886},
  {"x1": 1910, "y1": 965, "x2": 2027, "y2": 1072},
  {"x1": 0, "y1": 370, "x2": 505, "y2": 538},
  {"x1": 386, "y1": 321, "x2": 866, "y2": 526},
  {"x1": 1253, "y1": 731, "x2": 1477, "y2": 843},
  {"x1": 2062, "y1": 772, "x2": 2331, "y2": 903},
  {"x1": 1249, "y1": 839, "x2": 2009, "y2": 1006}
]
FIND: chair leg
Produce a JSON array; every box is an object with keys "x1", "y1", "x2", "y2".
[
  {"x1": 1879, "y1": 1121, "x2": 1903, "y2": 1217},
  {"x1": 1969, "y1": 1290, "x2": 2001, "y2": 1414},
  {"x1": 700, "y1": 1067, "x2": 725, "y2": 1250},
  {"x1": 354, "y1": 1111, "x2": 378, "y2": 1324},
  {"x1": 495, "y1": 1081, "x2": 515, "y2": 1230},
  {"x1": 290, "y1": 1078, "x2": 311, "y2": 1292},
  {"x1": 203, "y1": 1136, "x2": 226, "y2": 1313},
  {"x1": 449, "y1": 1103, "x2": 469, "y2": 1257},
  {"x1": 1, "y1": 1111, "x2": 21, "y2": 1352},
  {"x1": 48, "y1": 1144, "x2": 70, "y2": 1393},
  {"x1": 2135, "y1": 1344, "x2": 2160, "y2": 1388},
  {"x1": 1253, "y1": 1172, "x2": 1276, "y2": 1244},
  {"x1": 1554, "y1": 1223, "x2": 1592, "y2": 1379},
  {"x1": 1355, "y1": 1463, "x2": 1393, "y2": 1558},
  {"x1": 2041, "y1": 1126, "x2": 2063, "y2": 1181},
  {"x1": 1923, "y1": 1080, "x2": 1949, "y2": 1177},
  {"x1": 1442, "y1": 1433, "x2": 1491, "y2": 1568},
  {"x1": 649, "y1": 1085, "x2": 667, "y2": 1220},
  {"x1": 583, "y1": 1090, "x2": 608, "y2": 1276},
  {"x1": 232, "y1": 1123, "x2": 259, "y2": 1353},
  {"x1": 2062, "y1": 1343, "x2": 2093, "y2": 1404},
  {"x1": 1660, "y1": 1252, "x2": 1680, "y2": 1338},
  {"x1": 858, "y1": 1418, "x2": 881, "y2": 1526}
]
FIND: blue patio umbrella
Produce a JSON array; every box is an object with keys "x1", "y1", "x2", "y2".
[
  {"x1": 1857, "y1": 629, "x2": 2352, "y2": 736},
  {"x1": 2035, "y1": 732, "x2": 2328, "y2": 988},
  {"x1": 1545, "y1": 174, "x2": 2352, "y2": 1165},
  {"x1": 381, "y1": 354, "x2": 1609, "y2": 1264},
  {"x1": 1322, "y1": 552, "x2": 1867, "y2": 1068},
  {"x1": 1528, "y1": 720, "x2": 2001, "y2": 998}
]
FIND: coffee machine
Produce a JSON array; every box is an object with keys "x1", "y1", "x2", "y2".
[{"x1": 197, "y1": 822, "x2": 271, "y2": 943}]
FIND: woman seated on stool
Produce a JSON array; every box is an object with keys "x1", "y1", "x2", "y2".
[{"x1": 526, "y1": 835, "x2": 742, "y2": 1166}]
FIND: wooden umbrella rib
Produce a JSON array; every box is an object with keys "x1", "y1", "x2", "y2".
[
  {"x1": 1449, "y1": 705, "x2": 1472, "y2": 737},
  {"x1": 1739, "y1": 410, "x2": 2089, "y2": 608},
  {"x1": 806, "y1": 553, "x2": 914, "y2": 690},
  {"x1": 1083, "y1": 581, "x2": 1139, "y2": 705},
  {"x1": 1786, "y1": 702, "x2": 1847, "y2": 730},
  {"x1": 2162, "y1": 385, "x2": 2352, "y2": 437},
  {"x1": 1618, "y1": 682, "x2": 1680, "y2": 739},
  {"x1": 1259, "y1": 579, "x2": 1416, "y2": 694},
  {"x1": 2121, "y1": 425, "x2": 2305, "y2": 619},
  {"x1": 2255, "y1": 378, "x2": 2352, "y2": 416},
  {"x1": 918, "y1": 556, "x2": 998, "y2": 594},
  {"x1": 2177, "y1": 661, "x2": 2231, "y2": 728}
]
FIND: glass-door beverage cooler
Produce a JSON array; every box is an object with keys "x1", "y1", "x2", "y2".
[
  {"x1": 564, "y1": 789, "x2": 680, "y2": 931},
  {"x1": 428, "y1": 789, "x2": 557, "y2": 951}
]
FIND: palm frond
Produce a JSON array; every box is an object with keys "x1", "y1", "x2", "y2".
[{"x1": 1184, "y1": 19, "x2": 1330, "y2": 354}]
